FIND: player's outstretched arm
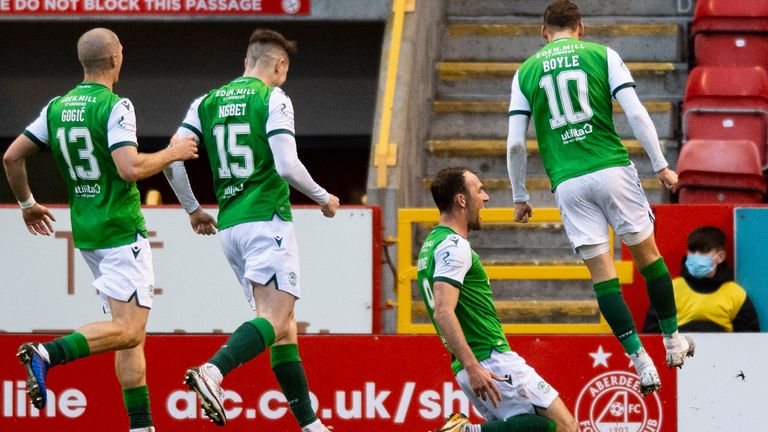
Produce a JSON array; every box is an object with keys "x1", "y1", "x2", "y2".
[
  {"x1": 112, "y1": 134, "x2": 198, "y2": 182},
  {"x1": 615, "y1": 88, "x2": 668, "y2": 171},
  {"x1": 268, "y1": 133, "x2": 338, "y2": 217},
  {"x1": 507, "y1": 113, "x2": 533, "y2": 223},
  {"x1": 3, "y1": 134, "x2": 56, "y2": 235},
  {"x1": 162, "y1": 131, "x2": 216, "y2": 235}
]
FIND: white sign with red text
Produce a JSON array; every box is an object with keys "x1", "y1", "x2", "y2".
[{"x1": 0, "y1": 206, "x2": 376, "y2": 333}]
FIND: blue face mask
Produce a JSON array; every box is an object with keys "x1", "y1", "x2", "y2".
[{"x1": 686, "y1": 254, "x2": 715, "y2": 278}]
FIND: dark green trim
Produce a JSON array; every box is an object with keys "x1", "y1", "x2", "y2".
[
  {"x1": 248, "y1": 317, "x2": 276, "y2": 347},
  {"x1": 270, "y1": 343, "x2": 301, "y2": 368},
  {"x1": 267, "y1": 128, "x2": 295, "y2": 138},
  {"x1": 434, "y1": 276, "x2": 462, "y2": 290},
  {"x1": 640, "y1": 257, "x2": 668, "y2": 281},
  {"x1": 594, "y1": 278, "x2": 622, "y2": 297},
  {"x1": 181, "y1": 123, "x2": 203, "y2": 141},
  {"x1": 23, "y1": 130, "x2": 48, "y2": 150},
  {"x1": 123, "y1": 385, "x2": 150, "y2": 408},
  {"x1": 508, "y1": 110, "x2": 531, "y2": 117},
  {"x1": 612, "y1": 82, "x2": 636, "y2": 98},
  {"x1": 109, "y1": 141, "x2": 138, "y2": 152}
]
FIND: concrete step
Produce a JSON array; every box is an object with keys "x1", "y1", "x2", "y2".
[
  {"x1": 424, "y1": 138, "x2": 679, "y2": 176},
  {"x1": 418, "y1": 176, "x2": 667, "y2": 208},
  {"x1": 413, "y1": 221, "x2": 573, "y2": 259},
  {"x1": 436, "y1": 62, "x2": 687, "y2": 101},
  {"x1": 442, "y1": 24, "x2": 683, "y2": 62},
  {"x1": 429, "y1": 101, "x2": 676, "y2": 140},
  {"x1": 427, "y1": 138, "x2": 655, "y2": 156},
  {"x1": 411, "y1": 299, "x2": 600, "y2": 324},
  {"x1": 447, "y1": 0, "x2": 696, "y2": 18},
  {"x1": 425, "y1": 150, "x2": 670, "y2": 178}
]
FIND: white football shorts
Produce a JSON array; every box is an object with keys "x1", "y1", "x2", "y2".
[
  {"x1": 80, "y1": 234, "x2": 155, "y2": 314},
  {"x1": 456, "y1": 350, "x2": 559, "y2": 420},
  {"x1": 554, "y1": 163, "x2": 655, "y2": 250},
  {"x1": 218, "y1": 215, "x2": 302, "y2": 309}
]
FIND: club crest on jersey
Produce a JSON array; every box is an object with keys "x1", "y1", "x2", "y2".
[
  {"x1": 288, "y1": 272, "x2": 298, "y2": 287},
  {"x1": 575, "y1": 371, "x2": 662, "y2": 432},
  {"x1": 280, "y1": 103, "x2": 294, "y2": 120}
]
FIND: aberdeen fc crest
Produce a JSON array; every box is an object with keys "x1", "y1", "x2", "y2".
[
  {"x1": 575, "y1": 345, "x2": 663, "y2": 432},
  {"x1": 575, "y1": 370, "x2": 662, "y2": 432}
]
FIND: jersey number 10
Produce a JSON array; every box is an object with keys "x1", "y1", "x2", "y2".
[{"x1": 539, "y1": 69, "x2": 594, "y2": 129}]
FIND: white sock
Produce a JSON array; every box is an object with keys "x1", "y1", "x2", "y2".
[
  {"x1": 462, "y1": 424, "x2": 481, "y2": 432},
  {"x1": 202, "y1": 363, "x2": 223, "y2": 384},
  {"x1": 129, "y1": 427, "x2": 155, "y2": 432},
  {"x1": 36, "y1": 344, "x2": 51, "y2": 363},
  {"x1": 301, "y1": 419, "x2": 326, "y2": 432}
]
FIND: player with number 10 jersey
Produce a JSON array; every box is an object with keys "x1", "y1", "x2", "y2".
[{"x1": 510, "y1": 38, "x2": 633, "y2": 189}]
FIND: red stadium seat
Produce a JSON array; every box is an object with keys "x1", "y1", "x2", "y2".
[
  {"x1": 677, "y1": 139, "x2": 766, "y2": 204},
  {"x1": 682, "y1": 66, "x2": 768, "y2": 166},
  {"x1": 692, "y1": 0, "x2": 768, "y2": 35},
  {"x1": 694, "y1": 34, "x2": 768, "y2": 69}
]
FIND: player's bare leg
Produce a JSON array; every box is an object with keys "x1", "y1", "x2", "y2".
[
  {"x1": 18, "y1": 296, "x2": 150, "y2": 410},
  {"x1": 583, "y1": 251, "x2": 660, "y2": 395},
  {"x1": 628, "y1": 235, "x2": 695, "y2": 368},
  {"x1": 536, "y1": 397, "x2": 577, "y2": 432},
  {"x1": 255, "y1": 284, "x2": 332, "y2": 432}
]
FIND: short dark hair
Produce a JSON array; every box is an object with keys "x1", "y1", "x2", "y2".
[
  {"x1": 544, "y1": 0, "x2": 581, "y2": 30},
  {"x1": 687, "y1": 226, "x2": 726, "y2": 253},
  {"x1": 248, "y1": 28, "x2": 297, "y2": 57},
  {"x1": 431, "y1": 167, "x2": 470, "y2": 213}
]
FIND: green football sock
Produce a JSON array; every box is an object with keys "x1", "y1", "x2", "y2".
[
  {"x1": 43, "y1": 332, "x2": 90, "y2": 366},
  {"x1": 209, "y1": 317, "x2": 275, "y2": 377},
  {"x1": 271, "y1": 344, "x2": 318, "y2": 427},
  {"x1": 594, "y1": 278, "x2": 642, "y2": 355},
  {"x1": 123, "y1": 385, "x2": 153, "y2": 429},
  {"x1": 479, "y1": 414, "x2": 556, "y2": 431},
  {"x1": 641, "y1": 258, "x2": 678, "y2": 336}
]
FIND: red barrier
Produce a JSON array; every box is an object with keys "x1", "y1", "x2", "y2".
[
  {"x1": 0, "y1": 334, "x2": 676, "y2": 431},
  {"x1": 622, "y1": 204, "x2": 740, "y2": 329}
]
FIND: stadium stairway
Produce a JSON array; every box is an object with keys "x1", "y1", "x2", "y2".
[{"x1": 405, "y1": 0, "x2": 692, "y2": 325}]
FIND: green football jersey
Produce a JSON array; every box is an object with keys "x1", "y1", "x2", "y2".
[
  {"x1": 416, "y1": 225, "x2": 510, "y2": 375},
  {"x1": 511, "y1": 38, "x2": 634, "y2": 190},
  {"x1": 184, "y1": 77, "x2": 292, "y2": 229},
  {"x1": 24, "y1": 82, "x2": 146, "y2": 250}
]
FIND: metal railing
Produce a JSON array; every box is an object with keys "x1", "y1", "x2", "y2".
[{"x1": 397, "y1": 208, "x2": 634, "y2": 334}]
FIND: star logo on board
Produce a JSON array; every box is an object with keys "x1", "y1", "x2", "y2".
[{"x1": 589, "y1": 345, "x2": 612, "y2": 368}]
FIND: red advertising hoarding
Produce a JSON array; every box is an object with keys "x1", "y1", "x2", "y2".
[
  {"x1": 0, "y1": 0, "x2": 309, "y2": 15},
  {"x1": 0, "y1": 334, "x2": 676, "y2": 431}
]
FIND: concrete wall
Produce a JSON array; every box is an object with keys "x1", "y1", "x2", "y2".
[
  {"x1": 0, "y1": 20, "x2": 383, "y2": 138},
  {"x1": 366, "y1": 0, "x2": 446, "y2": 333}
]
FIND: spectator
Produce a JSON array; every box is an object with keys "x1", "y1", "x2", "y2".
[{"x1": 644, "y1": 226, "x2": 760, "y2": 332}]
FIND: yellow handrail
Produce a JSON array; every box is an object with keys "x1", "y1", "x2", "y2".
[
  {"x1": 374, "y1": 0, "x2": 408, "y2": 187},
  {"x1": 397, "y1": 208, "x2": 631, "y2": 334}
]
